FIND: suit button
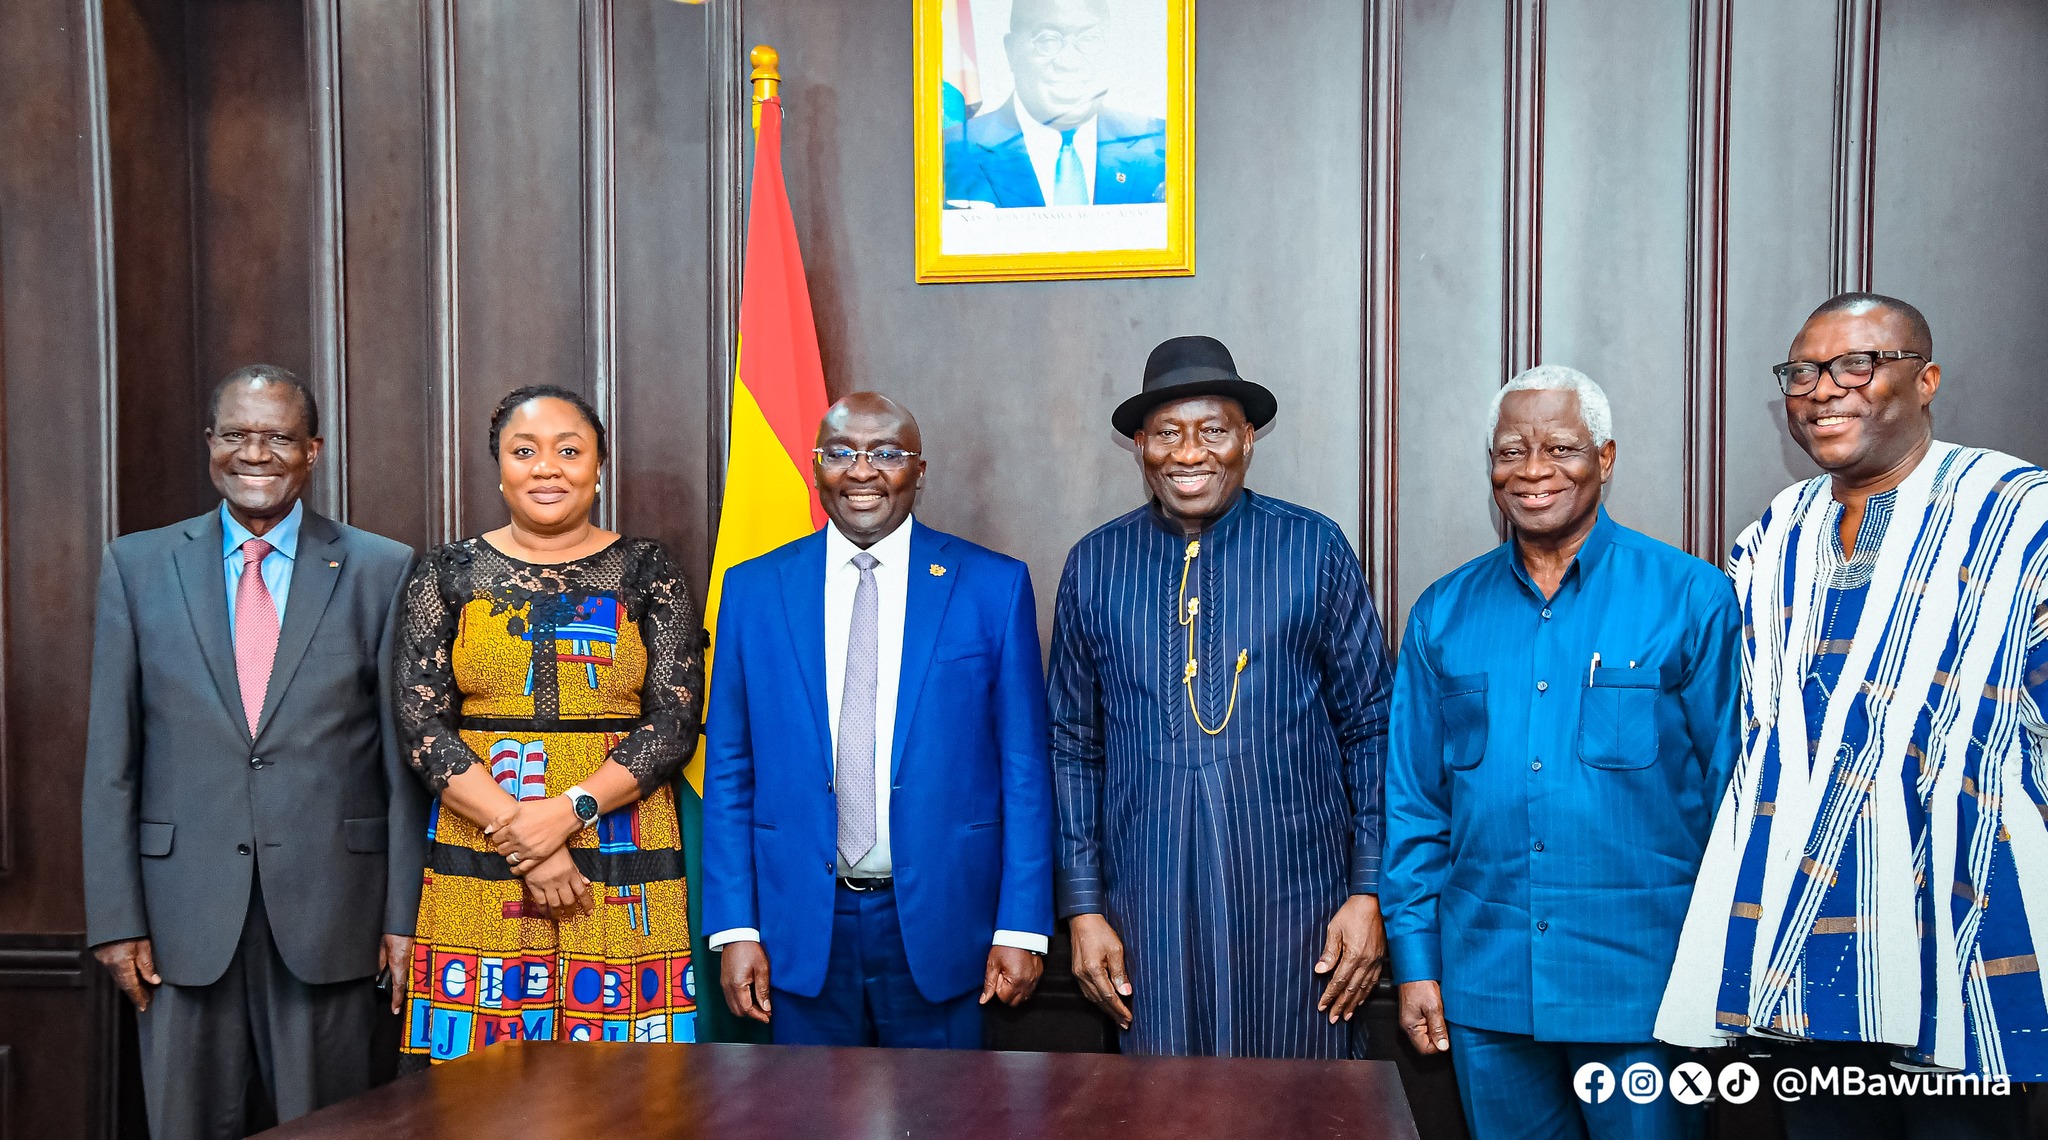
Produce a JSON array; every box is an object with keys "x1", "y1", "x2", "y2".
[
  {"x1": 1536, "y1": 680, "x2": 1549, "y2": 692},
  {"x1": 237, "y1": 843, "x2": 251, "y2": 855},
  {"x1": 1536, "y1": 920, "x2": 1549, "y2": 932},
  {"x1": 249, "y1": 756, "x2": 264, "y2": 769}
]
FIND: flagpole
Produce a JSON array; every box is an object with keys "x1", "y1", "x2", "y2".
[{"x1": 750, "y1": 44, "x2": 779, "y2": 134}]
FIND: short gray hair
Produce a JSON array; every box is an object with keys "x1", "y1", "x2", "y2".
[{"x1": 1485, "y1": 364, "x2": 1612, "y2": 449}]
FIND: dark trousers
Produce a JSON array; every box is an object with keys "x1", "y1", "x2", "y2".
[
  {"x1": 1447, "y1": 1023, "x2": 1706, "y2": 1140},
  {"x1": 137, "y1": 877, "x2": 380, "y2": 1140},
  {"x1": 1759, "y1": 1042, "x2": 2029, "y2": 1140},
  {"x1": 769, "y1": 881, "x2": 982, "y2": 1048}
]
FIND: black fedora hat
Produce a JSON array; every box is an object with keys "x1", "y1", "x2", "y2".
[{"x1": 1111, "y1": 335, "x2": 1278, "y2": 438}]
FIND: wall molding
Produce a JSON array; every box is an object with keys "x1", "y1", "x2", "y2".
[
  {"x1": 79, "y1": 0, "x2": 120, "y2": 548},
  {"x1": 1360, "y1": 0, "x2": 1400, "y2": 629},
  {"x1": 1830, "y1": 0, "x2": 1880, "y2": 295},
  {"x1": 307, "y1": 0, "x2": 350, "y2": 522},
  {"x1": 423, "y1": 0, "x2": 463, "y2": 545},
  {"x1": 1501, "y1": 0, "x2": 1545, "y2": 382},
  {"x1": 582, "y1": 0, "x2": 620, "y2": 531},
  {"x1": 704, "y1": 0, "x2": 744, "y2": 541},
  {"x1": 1682, "y1": 0, "x2": 1732, "y2": 564}
]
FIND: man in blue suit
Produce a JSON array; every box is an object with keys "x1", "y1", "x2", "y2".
[
  {"x1": 704, "y1": 393, "x2": 1055, "y2": 1047},
  {"x1": 942, "y1": 0, "x2": 1167, "y2": 209}
]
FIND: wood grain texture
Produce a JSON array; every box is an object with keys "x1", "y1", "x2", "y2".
[
  {"x1": 1361, "y1": 0, "x2": 1402, "y2": 634},
  {"x1": 1683, "y1": 0, "x2": 1732, "y2": 563},
  {"x1": 256, "y1": 1041, "x2": 1421, "y2": 1140}
]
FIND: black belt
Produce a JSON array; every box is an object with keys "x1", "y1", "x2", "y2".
[
  {"x1": 459, "y1": 716, "x2": 642, "y2": 733},
  {"x1": 837, "y1": 876, "x2": 893, "y2": 891}
]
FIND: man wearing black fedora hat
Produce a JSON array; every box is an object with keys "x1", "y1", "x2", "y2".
[{"x1": 1047, "y1": 335, "x2": 1393, "y2": 1057}]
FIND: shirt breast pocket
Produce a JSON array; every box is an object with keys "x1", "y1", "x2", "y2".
[
  {"x1": 1578, "y1": 666, "x2": 1664, "y2": 771},
  {"x1": 1440, "y1": 673, "x2": 1488, "y2": 771}
]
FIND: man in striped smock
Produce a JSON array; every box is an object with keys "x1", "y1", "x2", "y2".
[
  {"x1": 1658, "y1": 294, "x2": 2046, "y2": 1139},
  {"x1": 1049, "y1": 336, "x2": 1393, "y2": 1057}
]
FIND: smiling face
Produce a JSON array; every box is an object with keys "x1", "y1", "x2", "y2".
[
  {"x1": 815, "y1": 394, "x2": 925, "y2": 548},
  {"x1": 1783, "y1": 305, "x2": 1940, "y2": 483},
  {"x1": 1005, "y1": 0, "x2": 1112, "y2": 130},
  {"x1": 1138, "y1": 395, "x2": 1254, "y2": 532},
  {"x1": 1489, "y1": 388, "x2": 1614, "y2": 544},
  {"x1": 207, "y1": 379, "x2": 322, "y2": 533},
  {"x1": 496, "y1": 396, "x2": 601, "y2": 532}
]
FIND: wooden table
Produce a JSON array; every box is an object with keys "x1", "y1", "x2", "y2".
[{"x1": 258, "y1": 1042, "x2": 1421, "y2": 1140}]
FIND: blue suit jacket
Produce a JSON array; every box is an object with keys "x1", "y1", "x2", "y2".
[
  {"x1": 943, "y1": 102, "x2": 1168, "y2": 208},
  {"x1": 703, "y1": 521, "x2": 1055, "y2": 1002}
]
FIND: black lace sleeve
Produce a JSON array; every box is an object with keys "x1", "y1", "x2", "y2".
[
  {"x1": 608, "y1": 540, "x2": 707, "y2": 795},
  {"x1": 394, "y1": 544, "x2": 488, "y2": 790}
]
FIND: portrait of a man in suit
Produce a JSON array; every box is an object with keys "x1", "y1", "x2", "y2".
[{"x1": 943, "y1": 0, "x2": 1169, "y2": 209}]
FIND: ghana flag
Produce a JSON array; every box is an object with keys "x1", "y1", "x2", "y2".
[{"x1": 679, "y1": 91, "x2": 828, "y2": 1044}]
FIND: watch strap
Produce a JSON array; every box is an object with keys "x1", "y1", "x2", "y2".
[{"x1": 562, "y1": 784, "x2": 600, "y2": 824}]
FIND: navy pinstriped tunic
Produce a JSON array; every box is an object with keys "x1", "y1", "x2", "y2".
[{"x1": 1049, "y1": 490, "x2": 1392, "y2": 1057}]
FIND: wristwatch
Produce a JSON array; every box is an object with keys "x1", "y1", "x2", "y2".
[{"x1": 562, "y1": 785, "x2": 600, "y2": 827}]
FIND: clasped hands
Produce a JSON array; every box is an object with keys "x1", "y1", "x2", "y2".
[
  {"x1": 484, "y1": 797, "x2": 593, "y2": 918},
  {"x1": 1070, "y1": 894, "x2": 1387, "y2": 1031}
]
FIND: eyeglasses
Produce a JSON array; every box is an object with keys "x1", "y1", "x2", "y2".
[
  {"x1": 1027, "y1": 28, "x2": 1108, "y2": 59},
  {"x1": 1770, "y1": 350, "x2": 1925, "y2": 397},
  {"x1": 813, "y1": 446, "x2": 919, "y2": 471}
]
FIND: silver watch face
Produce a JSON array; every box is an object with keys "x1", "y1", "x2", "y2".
[{"x1": 572, "y1": 793, "x2": 599, "y2": 822}]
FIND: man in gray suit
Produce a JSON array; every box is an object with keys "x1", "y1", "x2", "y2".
[{"x1": 82, "y1": 365, "x2": 424, "y2": 1139}]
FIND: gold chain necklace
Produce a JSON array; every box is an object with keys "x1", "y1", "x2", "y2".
[{"x1": 1176, "y1": 539, "x2": 1248, "y2": 735}]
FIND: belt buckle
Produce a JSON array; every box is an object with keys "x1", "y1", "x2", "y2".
[{"x1": 843, "y1": 876, "x2": 881, "y2": 892}]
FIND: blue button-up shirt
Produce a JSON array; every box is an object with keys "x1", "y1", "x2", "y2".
[
  {"x1": 1384, "y1": 508, "x2": 1741, "y2": 1040},
  {"x1": 221, "y1": 500, "x2": 301, "y2": 637}
]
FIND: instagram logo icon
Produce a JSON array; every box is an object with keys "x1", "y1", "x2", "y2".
[{"x1": 1621, "y1": 1062, "x2": 1664, "y2": 1104}]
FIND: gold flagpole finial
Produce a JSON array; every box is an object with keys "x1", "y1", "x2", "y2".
[{"x1": 750, "y1": 44, "x2": 781, "y2": 133}]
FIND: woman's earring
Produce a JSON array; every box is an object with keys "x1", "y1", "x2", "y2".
[
  {"x1": 498, "y1": 483, "x2": 504, "y2": 492},
  {"x1": 596, "y1": 482, "x2": 604, "y2": 495}
]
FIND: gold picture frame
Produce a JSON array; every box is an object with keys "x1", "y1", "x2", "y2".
[{"x1": 914, "y1": 0, "x2": 1195, "y2": 284}]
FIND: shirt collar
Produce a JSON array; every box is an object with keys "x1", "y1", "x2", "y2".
[
  {"x1": 221, "y1": 500, "x2": 303, "y2": 562},
  {"x1": 825, "y1": 515, "x2": 916, "y2": 569},
  {"x1": 1146, "y1": 487, "x2": 1252, "y2": 538},
  {"x1": 1507, "y1": 505, "x2": 1615, "y2": 599},
  {"x1": 1011, "y1": 94, "x2": 1097, "y2": 202}
]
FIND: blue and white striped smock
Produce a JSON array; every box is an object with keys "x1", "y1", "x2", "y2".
[{"x1": 1658, "y1": 443, "x2": 2048, "y2": 1078}]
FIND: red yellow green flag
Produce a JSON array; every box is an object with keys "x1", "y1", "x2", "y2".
[{"x1": 680, "y1": 92, "x2": 827, "y2": 1043}]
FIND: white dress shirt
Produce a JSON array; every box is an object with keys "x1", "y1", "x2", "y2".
[
  {"x1": 709, "y1": 516, "x2": 1045, "y2": 954},
  {"x1": 1013, "y1": 94, "x2": 1097, "y2": 206}
]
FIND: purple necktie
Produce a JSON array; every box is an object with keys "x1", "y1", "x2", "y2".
[
  {"x1": 837, "y1": 552, "x2": 880, "y2": 867},
  {"x1": 234, "y1": 538, "x2": 280, "y2": 735}
]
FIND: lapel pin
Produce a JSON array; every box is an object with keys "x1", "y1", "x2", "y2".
[
  {"x1": 327, "y1": 560, "x2": 340, "y2": 568},
  {"x1": 1116, "y1": 171, "x2": 1127, "y2": 183},
  {"x1": 929, "y1": 564, "x2": 947, "y2": 577}
]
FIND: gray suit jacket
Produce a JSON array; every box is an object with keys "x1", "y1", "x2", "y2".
[{"x1": 81, "y1": 507, "x2": 426, "y2": 987}]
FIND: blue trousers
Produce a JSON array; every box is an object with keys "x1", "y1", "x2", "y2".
[
  {"x1": 1448, "y1": 1023, "x2": 1704, "y2": 1140},
  {"x1": 769, "y1": 882, "x2": 982, "y2": 1048}
]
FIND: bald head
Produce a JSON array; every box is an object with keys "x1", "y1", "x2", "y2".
[
  {"x1": 1805, "y1": 292, "x2": 1933, "y2": 358},
  {"x1": 817, "y1": 392, "x2": 922, "y2": 451},
  {"x1": 1010, "y1": 0, "x2": 1109, "y2": 31},
  {"x1": 814, "y1": 392, "x2": 925, "y2": 548}
]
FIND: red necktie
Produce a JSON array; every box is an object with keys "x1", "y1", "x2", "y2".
[{"x1": 234, "y1": 538, "x2": 280, "y2": 735}]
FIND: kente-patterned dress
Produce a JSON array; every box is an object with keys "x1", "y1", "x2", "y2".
[{"x1": 396, "y1": 538, "x2": 702, "y2": 1065}]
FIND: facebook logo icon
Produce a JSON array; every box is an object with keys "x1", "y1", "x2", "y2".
[{"x1": 1574, "y1": 1062, "x2": 1615, "y2": 1104}]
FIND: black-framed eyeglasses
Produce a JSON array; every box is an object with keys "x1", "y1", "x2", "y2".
[
  {"x1": 813, "y1": 446, "x2": 919, "y2": 471},
  {"x1": 1770, "y1": 350, "x2": 1925, "y2": 397}
]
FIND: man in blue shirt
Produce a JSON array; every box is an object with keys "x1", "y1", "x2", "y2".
[{"x1": 1384, "y1": 365, "x2": 1741, "y2": 1140}]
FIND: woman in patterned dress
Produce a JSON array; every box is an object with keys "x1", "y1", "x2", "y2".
[{"x1": 395, "y1": 386, "x2": 703, "y2": 1066}]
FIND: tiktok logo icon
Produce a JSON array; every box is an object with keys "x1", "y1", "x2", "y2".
[{"x1": 1575, "y1": 1062, "x2": 1615, "y2": 1104}]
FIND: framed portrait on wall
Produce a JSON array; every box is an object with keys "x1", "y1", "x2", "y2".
[{"x1": 914, "y1": 0, "x2": 1195, "y2": 283}]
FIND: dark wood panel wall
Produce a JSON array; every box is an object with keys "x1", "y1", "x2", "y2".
[
  {"x1": 6, "y1": 1, "x2": 2048, "y2": 1138},
  {"x1": 0, "y1": 0, "x2": 127, "y2": 1137}
]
